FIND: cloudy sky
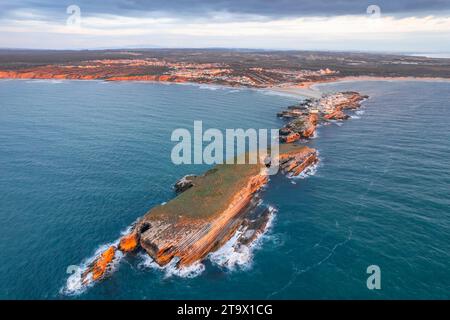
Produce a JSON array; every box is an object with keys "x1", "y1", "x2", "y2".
[{"x1": 1, "y1": 0, "x2": 450, "y2": 52}]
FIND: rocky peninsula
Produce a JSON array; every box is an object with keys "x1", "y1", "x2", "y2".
[
  {"x1": 74, "y1": 88, "x2": 368, "y2": 290},
  {"x1": 278, "y1": 92, "x2": 368, "y2": 143},
  {"x1": 17, "y1": 49, "x2": 378, "y2": 292},
  {"x1": 80, "y1": 144, "x2": 319, "y2": 284}
]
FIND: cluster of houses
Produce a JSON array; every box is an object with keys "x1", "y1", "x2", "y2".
[{"x1": 277, "y1": 92, "x2": 368, "y2": 143}]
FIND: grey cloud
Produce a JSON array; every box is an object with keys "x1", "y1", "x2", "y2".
[{"x1": 2, "y1": 0, "x2": 450, "y2": 20}]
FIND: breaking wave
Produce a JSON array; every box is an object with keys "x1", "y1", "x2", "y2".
[
  {"x1": 290, "y1": 154, "x2": 321, "y2": 180},
  {"x1": 198, "y1": 85, "x2": 220, "y2": 90},
  {"x1": 61, "y1": 241, "x2": 123, "y2": 296},
  {"x1": 26, "y1": 79, "x2": 64, "y2": 84},
  {"x1": 296, "y1": 162, "x2": 319, "y2": 179},
  {"x1": 137, "y1": 206, "x2": 277, "y2": 278},
  {"x1": 138, "y1": 254, "x2": 206, "y2": 278},
  {"x1": 61, "y1": 224, "x2": 135, "y2": 296},
  {"x1": 259, "y1": 89, "x2": 299, "y2": 99},
  {"x1": 208, "y1": 206, "x2": 277, "y2": 271},
  {"x1": 351, "y1": 108, "x2": 366, "y2": 119},
  {"x1": 61, "y1": 150, "x2": 317, "y2": 293},
  {"x1": 208, "y1": 230, "x2": 253, "y2": 270},
  {"x1": 62, "y1": 202, "x2": 278, "y2": 291},
  {"x1": 185, "y1": 83, "x2": 246, "y2": 93},
  {"x1": 227, "y1": 89, "x2": 243, "y2": 94}
]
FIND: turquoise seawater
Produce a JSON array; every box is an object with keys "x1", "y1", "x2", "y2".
[{"x1": 0, "y1": 79, "x2": 449, "y2": 299}]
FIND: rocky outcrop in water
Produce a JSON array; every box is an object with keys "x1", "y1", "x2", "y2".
[
  {"x1": 278, "y1": 91, "x2": 367, "y2": 142},
  {"x1": 80, "y1": 145, "x2": 318, "y2": 283},
  {"x1": 138, "y1": 173, "x2": 269, "y2": 267},
  {"x1": 82, "y1": 246, "x2": 116, "y2": 282},
  {"x1": 174, "y1": 175, "x2": 196, "y2": 193},
  {"x1": 136, "y1": 145, "x2": 317, "y2": 268},
  {"x1": 118, "y1": 231, "x2": 139, "y2": 252},
  {"x1": 74, "y1": 91, "x2": 368, "y2": 289}
]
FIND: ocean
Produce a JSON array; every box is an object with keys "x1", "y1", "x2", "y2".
[{"x1": 0, "y1": 79, "x2": 449, "y2": 299}]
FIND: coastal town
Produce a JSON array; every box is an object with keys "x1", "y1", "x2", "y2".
[
  {"x1": 1, "y1": 49, "x2": 450, "y2": 89},
  {"x1": 278, "y1": 92, "x2": 368, "y2": 142},
  {"x1": 0, "y1": 56, "x2": 338, "y2": 87}
]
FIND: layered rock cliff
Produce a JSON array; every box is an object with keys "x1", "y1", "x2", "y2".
[
  {"x1": 71, "y1": 90, "x2": 368, "y2": 290},
  {"x1": 80, "y1": 145, "x2": 318, "y2": 283},
  {"x1": 138, "y1": 172, "x2": 269, "y2": 267}
]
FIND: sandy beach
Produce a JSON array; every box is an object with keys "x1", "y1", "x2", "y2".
[
  {"x1": 271, "y1": 76, "x2": 450, "y2": 98},
  {"x1": 269, "y1": 86, "x2": 323, "y2": 99}
]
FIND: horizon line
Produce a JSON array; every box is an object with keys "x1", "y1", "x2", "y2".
[{"x1": 0, "y1": 47, "x2": 446, "y2": 55}]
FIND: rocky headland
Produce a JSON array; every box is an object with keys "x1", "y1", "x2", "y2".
[
  {"x1": 75, "y1": 92, "x2": 368, "y2": 290},
  {"x1": 278, "y1": 92, "x2": 368, "y2": 143},
  {"x1": 67, "y1": 89, "x2": 368, "y2": 293},
  {"x1": 79, "y1": 144, "x2": 319, "y2": 284}
]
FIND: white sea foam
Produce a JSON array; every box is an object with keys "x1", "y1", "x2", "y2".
[
  {"x1": 199, "y1": 85, "x2": 219, "y2": 90},
  {"x1": 290, "y1": 154, "x2": 321, "y2": 180},
  {"x1": 351, "y1": 109, "x2": 366, "y2": 119},
  {"x1": 137, "y1": 253, "x2": 206, "y2": 278},
  {"x1": 259, "y1": 89, "x2": 299, "y2": 99},
  {"x1": 61, "y1": 240, "x2": 123, "y2": 296},
  {"x1": 26, "y1": 79, "x2": 64, "y2": 84},
  {"x1": 166, "y1": 261, "x2": 206, "y2": 278},
  {"x1": 136, "y1": 206, "x2": 277, "y2": 277},
  {"x1": 61, "y1": 222, "x2": 138, "y2": 296},
  {"x1": 207, "y1": 206, "x2": 277, "y2": 271},
  {"x1": 187, "y1": 83, "x2": 245, "y2": 93},
  {"x1": 208, "y1": 230, "x2": 252, "y2": 270},
  {"x1": 297, "y1": 162, "x2": 318, "y2": 178},
  {"x1": 63, "y1": 203, "x2": 277, "y2": 291},
  {"x1": 63, "y1": 263, "x2": 90, "y2": 295}
]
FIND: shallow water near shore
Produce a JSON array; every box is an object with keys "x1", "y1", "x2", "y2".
[{"x1": 0, "y1": 79, "x2": 449, "y2": 299}]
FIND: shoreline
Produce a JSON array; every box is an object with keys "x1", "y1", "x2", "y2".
[
  {"x1": 271, "y1": 76, "x2": 450, "y2": 98},
  {"x1": 3, "y1": 75, "x2": 448, "y2": 100}
]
